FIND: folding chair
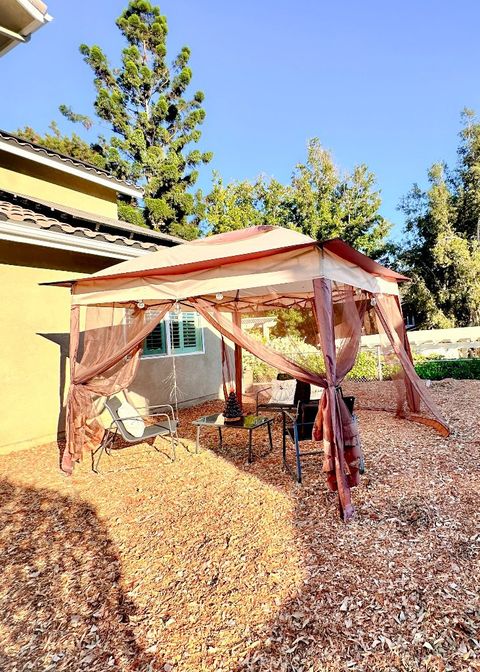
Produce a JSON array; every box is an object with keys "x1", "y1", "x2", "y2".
[
  {"x1": 282, "y1": 400, "x2": 322, "y2": 483},
  {"x1": 92, "y1": 396, "x2": 179, "y2": 472},
  {"x1": 282, "y1": 392, "x2": 363, "y2": 484}
]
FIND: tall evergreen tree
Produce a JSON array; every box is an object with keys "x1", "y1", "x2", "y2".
[
  {"x1": 398, "y1": 112, "x2": 480, "y2": 328},
  {"x1": 18, "y1": 1, "x2": 212, "y2": 239}
]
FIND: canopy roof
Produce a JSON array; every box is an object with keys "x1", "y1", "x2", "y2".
[{"x1": 51, "y1": 226, "x2": 409, "y2": 310}]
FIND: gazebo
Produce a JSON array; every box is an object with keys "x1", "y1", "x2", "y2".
[{"x1": 49, "y1": 225, "x2": 448, "y2": 520}]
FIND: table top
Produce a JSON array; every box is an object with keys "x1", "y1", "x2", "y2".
[{"x1": 192, "y1": 413, "x2": 271, "y2": 429}]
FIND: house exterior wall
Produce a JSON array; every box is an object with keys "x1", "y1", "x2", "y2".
[
  {"x1": 132, "y1": 324, "x2": 223, "y2": 410},
  {"x1": 0, "y1": 153, "x2": 118, "y2": 218},
  {"x1": 0, "y1": 242, "x2": 222, "y2": 455}
]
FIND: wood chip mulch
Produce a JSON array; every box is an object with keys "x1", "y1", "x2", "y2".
[{"x1": 0, "y1": 380, "x2": 478, "y2": 672}]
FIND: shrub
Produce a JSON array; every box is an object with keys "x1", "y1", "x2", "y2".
[
  {"x1": 244, "y1": 337, "x2": 382, "y2": 382},
  {"x1": 243, "y1": 336, "x2": 324, "y2": 382},
  {"x1": 415, "y1": 358, "x2": 480, "y2": 380},
  {"x1": 346, "y1": 351, "x2": 378, "y2": 380}
]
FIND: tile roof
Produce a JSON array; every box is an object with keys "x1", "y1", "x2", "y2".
[
  {"x1": 0, "y1": 129, "x2": 140, "y2": 194},
  {"x1": 0, "y1": 199, "x2": 162, "y2": 252},
  {"x1": 0, "y1": 189, "x2": 183, "y2": 245}
]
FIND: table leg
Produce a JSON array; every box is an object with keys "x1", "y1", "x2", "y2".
[
  {"x1": 218, "y1": 427, "x2": 223, "y2": 450},
  {"x1": 196, "y1": 425, "x2": 201, "y2": 453},
  {"x1": 267, "y1": 420, "x2": 273, "y2": 453},
  {"x1": 248, "y1": 429, "x2": 253, "y2": 463}
]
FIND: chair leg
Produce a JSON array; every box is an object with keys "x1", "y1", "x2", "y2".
[
  {"x1": 293, "y1": 426, "x2": 302, "y2": 484},
  {"x1": 170, "y1": 433, "x2": 176, "y2": 461},
  {"x1": 92, "y1": 438, "x2": 108, "y2": 474},
  {"x1": 92, "y1": 431, "x2": 112, "y2": 473}
]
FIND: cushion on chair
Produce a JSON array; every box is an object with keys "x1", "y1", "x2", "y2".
[
  {"x1": 269, "y1": 378, "x2": 297, "y2": 405},
  {"x1": 310, "y1": 385, "x2": 324, "y2": 400},
  {"x1": 117, "y1": 402, "x2": 145, "y2": 438}
]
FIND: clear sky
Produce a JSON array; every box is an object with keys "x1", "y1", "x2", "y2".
[{"x1": 2, "y1": 0, "x2": 480, "y2": 238}]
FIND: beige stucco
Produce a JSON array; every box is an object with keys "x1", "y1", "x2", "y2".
[
  {"x1": 0, "y1": 153, "x2": 118, "y2": 218},
  {"x1": 0, "y1": 243, "x2": 223, "y2": 455},
  {"x1": 133, "y1": 324, "x2": 224, "y2": 408},
  {"x1": 0, "y1": 244, "x2": 98, "y2": 453}
]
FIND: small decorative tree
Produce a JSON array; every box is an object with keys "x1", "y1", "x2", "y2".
[{"x1": 223, "y1": 389, "x2": 242, "y2": 422}]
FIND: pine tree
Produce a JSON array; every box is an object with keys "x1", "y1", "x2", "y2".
[{"x1": 18, "y1": 1, "x2": 212, "y2": 239}]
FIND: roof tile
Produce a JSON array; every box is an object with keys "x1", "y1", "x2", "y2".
[
  {"x1": 0, "y1": 130, "x2": 139, "y2": 192},
  {"x1": 0, "y1": 199, "x2": 159, "y2": 252}
]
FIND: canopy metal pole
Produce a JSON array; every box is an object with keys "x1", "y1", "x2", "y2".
[{"x1": 232, "y1": 310, "x2": 243, "y2": 409}]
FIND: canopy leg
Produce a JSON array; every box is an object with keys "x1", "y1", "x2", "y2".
[{"x1": 232, "y1": 311, "x2": 243, "y2": 410}]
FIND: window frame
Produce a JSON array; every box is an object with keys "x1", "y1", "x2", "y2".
[{"x1": 142, "y1": 311, "x2": 205, "y2": 359}]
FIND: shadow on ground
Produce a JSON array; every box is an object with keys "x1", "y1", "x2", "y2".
[
  {"x1": 174, "y1": 396, "x2": 479, "y2": 672},
  {"x1": 0, "y1": 478, "x2": 158, "y2": 671}
]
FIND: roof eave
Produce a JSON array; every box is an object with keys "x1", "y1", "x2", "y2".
[
  {"x1": 0, "y1": 189, "x2": 183, "y2": 246},
  {"x1": 0, "y1": 136, "x2": 142, "y2": 198},
  {"x1": 0, "y1": 1, "x2": 52, "y2": 57},
  {"x1": 0, "y1": 218, "x2": 155, "y2": 263}
]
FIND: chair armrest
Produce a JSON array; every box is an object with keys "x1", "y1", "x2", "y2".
[
  {"x1": 255, "y1": 386, "x2": 272, "y2": 401},
  {"x1": 282, "y1": 409, "x2": 296, "y2": 422},
  {"x1": 135, "y1": 404, "x2": 175, "y2": 418},
  {"x1": 110, "y1": 412, "x2": 174, "y2": 426}
]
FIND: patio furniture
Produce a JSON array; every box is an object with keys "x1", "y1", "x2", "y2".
[
  {"x1": 282, "y1": 392, "x2": 362, "y2": 483},
  {"x1": 192, "y1": 413, "x2": 273, "y2": 463},
  {"x1": 282, "y1": 400, "x2": 322, "y2": 483},
  {"x1": 255, "y1": 373, "x2": 312, "y2": 415},
  {"x1": 92, "y1": 396, "x2": 179, "y2": 472}
]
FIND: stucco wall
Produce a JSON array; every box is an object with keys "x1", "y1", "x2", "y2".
[
  {"x1": 131, "y1": 324, "x2": 224, "y2": 409},
  {"x1": 0, "y1": 243, "x2": 102, "y2": 454},
  {"x1": 0, "y1": 242, "x2": 223, "y2": 455},
  {"x1": 0, "y1": 153, "x2": 118, "y2": 218}
]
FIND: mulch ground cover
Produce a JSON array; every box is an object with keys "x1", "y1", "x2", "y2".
[{"x1": 0, "y1": 380, "x2": 478, "y2": 672}]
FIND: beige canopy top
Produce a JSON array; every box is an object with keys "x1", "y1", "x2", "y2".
[{"x1": 51, "y1": 226, "x2": 409, "y2": 310}]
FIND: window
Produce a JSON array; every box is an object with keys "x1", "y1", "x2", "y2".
[
  {"x1": 143, "y1": 312, "x2": 204, "y2": 357},
  {"x1": 144, "y1": 320, "x2": 167, "y2": 356}
]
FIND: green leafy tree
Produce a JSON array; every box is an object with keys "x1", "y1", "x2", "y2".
[
  {"x1": 18, "y1": 1, "x2": 212, "y2": 239},
  {"x1": 290, "y1": 139, "x2": 390, "y2": 257},
  {"x1": 269, "y1": 308, "x2": 319, "y2": 345},
  {"x1": 204, "y1": 140, "x2": 391, "y2": 342},
  {"x1": 204, "y1": 139, "x2": 390, "y2": 258},
  {"x1": 205, "y1": 173, "x2": 266, "y2": 233},
  {"x1": 399, "y1": 114, "x2": 480, "y2": 328},
  {"x1": 456, "y1": 108, "x2": 480, "y2": 240}
]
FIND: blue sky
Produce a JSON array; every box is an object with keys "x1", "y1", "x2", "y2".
[{"x1": 2, "y1": 0, "x2": 480, "y2": 238}]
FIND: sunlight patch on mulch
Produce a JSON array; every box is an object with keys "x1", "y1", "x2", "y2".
[{"x1": 0, "y1": 381, "x2": 478, "y2": 671}]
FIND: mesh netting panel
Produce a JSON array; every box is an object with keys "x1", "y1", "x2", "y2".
[{"x1": 63, "y1": 302, "x2": 172, "y2": 473}]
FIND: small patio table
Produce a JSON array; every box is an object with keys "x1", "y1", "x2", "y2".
[{"x1": 192, "y1": 413, "x2": 273, "y2": 463}]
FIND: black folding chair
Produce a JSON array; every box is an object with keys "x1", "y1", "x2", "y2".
[
  {"x1": 282, "y1": 392, "x2": 362, "y2": 484},
  {"x1": 282, "y1": 400, "x2": 322, "y2": 483},
  {"x1": 92, "y1": 396, "x2": 179, "y2": 472}
]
